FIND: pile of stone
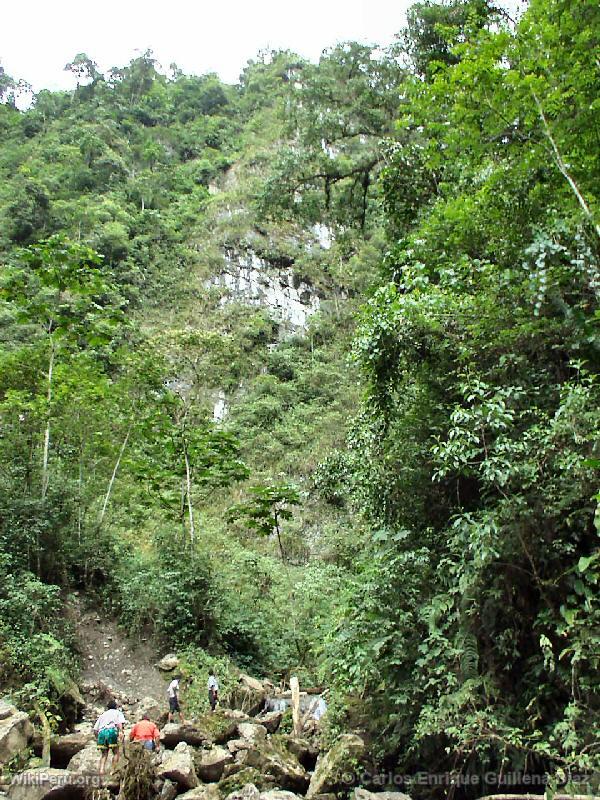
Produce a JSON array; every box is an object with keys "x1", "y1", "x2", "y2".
[{"x1": 0, "y1": 675, "x2": 411, "y2": 800}]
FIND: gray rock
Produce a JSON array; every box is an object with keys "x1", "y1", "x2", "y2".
[
  {"x1": 235, "y1": 742, "x2": 308, "y2": 793},
  {"x1": 257, "y1": 710, "x2": 283, "y2": 734},
  {"x1": 307, "y1": 734, "x2": 366, "y2": 797},
  {"x1": 260, "y1": 792, "x2": 303, "y2": 800},
  {"x1": 226, "y1": 785, "x2": 260, "y2": 800},
  {"x1": 222, "y1": 761, "x2": 246, "y2": 778},
  {"x1": 7, "y1": 767, "x2": 86, "y2": 799},
  {"x1": 136, "y1": 695, "x2": 163, "y2": 721},
  {"x1": 158, "y1": 743, "x2": 199, "y2": 790},
  {"x1": 354, "y1": 790, "x2": 412, "y2": 800},
  {"x1": 279, "y1": 736, "x2": 319, "y2": 769},
  {"x1": 178, "y1": 786, "x2": 221, "y2": 800},
  {"x1": 0, "y1": 708, "x2": 33, "y2": 766},
  {"x1": 237, "y1": 723, "x2": 267, "y2": 744},
  {"x1": 195, "y1": 744, "x2": 234, "y2": 781},
  {"x1": 161, "y1": 723, "x2": 207, "y2": 748},
  {"x1": 44, "y1": 730, "x2": 92, "y2": 765},
  {"x1": 0, "y1": 704, "x2": 16, "y2": 722},
  {"x1": 230, "y1": 675, "x2": 267, "y2": 716},
  {"x1": 222, "y1": 709, "x2": 250, "y2": 721},
  {"x1": 227, "y1": 738, "x2": 252, "y2": 754},
  {"x1": 67, "y1": 743, "x2": 108, "y2": 777},
  {"x1": 157, "y1": 653, "x2": 179, "y2": 671}
]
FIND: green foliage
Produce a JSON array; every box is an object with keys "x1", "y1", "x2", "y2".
[
  {"x1": 320, "y1": 0, "x2": 600, "y2": 784},
  {"x1": 2, "y1": 4, "x2": 598, "y2": 788},
  {"x1": 227, "y1": 484, "x2": 300, "y2": 561}
]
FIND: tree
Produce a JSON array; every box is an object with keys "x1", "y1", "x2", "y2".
[
  {"x1": 1, "y1": 236, "x2": 123, "y2": 503},
  {"x1": 227, "y1": 484, "x2": 300, "y2": 562},
  {"x1": 64, "y1": 53, "x2": 100, "y2": 87}
]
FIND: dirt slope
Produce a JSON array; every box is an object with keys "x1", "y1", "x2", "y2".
[{"x1": 72, "y1": 597, "x2": 168, "y2": 705}]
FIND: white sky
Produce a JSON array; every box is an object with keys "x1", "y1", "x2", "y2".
[{"x1": 1, "y1": 0, "x2": 414, "y2": 93}]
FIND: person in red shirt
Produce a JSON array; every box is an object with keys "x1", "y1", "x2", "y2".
[{"x1": 129, "y1": 714, "x2": 161, "y2": 752}]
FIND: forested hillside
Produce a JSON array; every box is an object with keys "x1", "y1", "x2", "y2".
[{"x1": 1, "y1": 0, "x2": 599, "y2": 795}]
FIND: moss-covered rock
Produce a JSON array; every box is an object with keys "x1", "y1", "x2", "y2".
[
  {"x1": 235, "y1": 739, "x2": 308, "y2": 793},
  {"x1": 196, "y1": 712, "x2": 239, "y2": 744},
  {"x1": 218, "y1": 767, "x2": 276, "y2": 796},
  {"x1": 307, "y1": 734, "x2": 365, "y2": 797}
]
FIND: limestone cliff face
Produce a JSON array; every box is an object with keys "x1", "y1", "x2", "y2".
[{"x1": 209, "y1": 248, "x2": 321, "y2": 330}]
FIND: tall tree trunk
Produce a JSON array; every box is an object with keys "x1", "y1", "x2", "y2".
[
  {"x1": 183, "y1": 442, "x2": 195, "y2": 544},
  {"x1": 41, "y1": 337, "x2": 55, "y2": 501},
  {"x1": 98, "y1": 424, "x2": 132, "y2": 526},
  {"x1": 532, "y1": 91, "x2": 600, "y2": 240}
]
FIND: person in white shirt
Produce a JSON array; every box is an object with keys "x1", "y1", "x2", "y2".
[
  {"x1": 93, "y1": 700, "x2": 125, "y2": 775},
  {"x1": 208, "y1": 670, "x2": 219, "y2": 712},
  {"x1": 167, "y1": 676, "x2": 185, "y2": 724}
]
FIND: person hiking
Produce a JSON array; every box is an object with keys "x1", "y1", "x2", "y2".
[
  {"x1": 129, "y1": 714, "x2": 161, "y2": 752},
  {"x1": 93, "y1": 700, "x2": 125, "y2": 776},
  {"x1": 208, "y1": 669, "x2": 219, "y2": 712},
  {"x1": 167, "y1": 676, "x2": 185, "y2": 724}
]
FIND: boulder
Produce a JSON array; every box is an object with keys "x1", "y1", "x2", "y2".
[
  {"x1": 222, "y1": 761, "x2": 246, "y2": 778},
  {"x1": 157, "y1": 654, "x2": 179, "y2": 671},
  {"x1": 136, "y1": 695, "x2": 163, "y2": 721},
  {"x1": 279, "y1": 735, "x2": 319, "y2": 770},
  {"x1": 257, "y1": 711, "x2": 283, "y2": 734},
  {"x1": 0, "y1": 707, "x2": 33, "y2": 766},
  {"x1": 227, "y1": 738, "x2": 252, "y2": 755},
  {"x1": 66, "y1": 743, "x2": 105, "y2": 777},
  {"x1": 222, "y1": 709, "x2": 250, "y2": 721},
  {"x1": 307, "y1": 734, "x2": 366, "y2": 797},
  {"x1": 195, "y1": 745, "x2": 233, "y2": 781},
  {"x1": 235, "y1": 742, "x2": 308, "y2": 793},
  {"x1": 237, "y1": 723, "x2": 267, "y2": 744},
  {"x1": 52, "y1": 730, "x2": 92, "y2": 766},
  {"x1": 231, "y1": 675, "x2": 267, "y2": 716},
  {"x1": 7, "y1": 767, "x2": 86, "y2": 799},
  {"x1": 226, "y1": 785, "x2": 260, "y2": 800},
  {"x1": 354, "y1": 790, "x2": 412, "y2": 800},
  {"x1": 158, "y1": 742, "x2": 199, "y2": 790},
  {"x1": 161, "y1": 723, "x2": 207, "y2": 748},
  {"x1": 200, "y1": 712, "x2": 239, "y2": 744},
  {"x1": 32, "y1": 729, "x2": 92, "y2": 767},
  {"x1": 178, "y1": 786, "x2": 221, "y2": 800},
  {"x1": 218, "y1": 767, "x2": 276, "y2": 796}
]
